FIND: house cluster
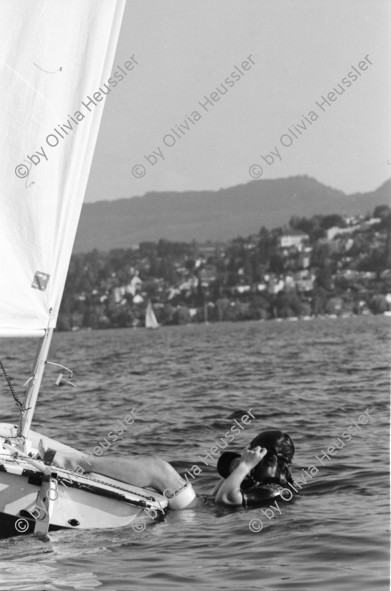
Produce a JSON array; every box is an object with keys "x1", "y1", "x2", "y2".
[
  {"x1": 112, "y1": 272, "x2": 143, "y2": 304},
  {"x1": 325, "y1": 215, "x2": 381, "y2": 241},
  {"x1": 60, "y1": 208, "x2": 391, "y2": 329}
]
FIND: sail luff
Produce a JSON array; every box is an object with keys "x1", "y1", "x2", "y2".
[{"x1": 47, "y1": 2, "x2": 126, "y2": 328}]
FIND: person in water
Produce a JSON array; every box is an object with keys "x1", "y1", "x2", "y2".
[
  {"x1": 45, "y1": 429, "x2": 294, "y2": 510},
  {"x1": 213, "y1": 429, "x2": 295, "y2": 507}
]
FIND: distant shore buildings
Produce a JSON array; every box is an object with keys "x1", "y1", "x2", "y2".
[{"x1": 59, "y1": 207, "x2": 391, "y2": 330}]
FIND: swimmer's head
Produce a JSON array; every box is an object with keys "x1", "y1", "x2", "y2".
[
  {"x1": 247, "y1": 430, "x2": 294, "y2": 486},
  {"x1": 249, "y1": 429, "x2": 294, "y2": 462},
  {"x1": 217, "y1": 429, "x2": 295, "y2": 488}
]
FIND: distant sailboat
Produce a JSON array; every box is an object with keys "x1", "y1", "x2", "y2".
[{"x1": 145, "y1": 301, "x2": 159, "y2": 329}]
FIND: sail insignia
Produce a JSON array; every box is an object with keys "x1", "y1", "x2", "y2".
[{"x1": 31, "y1": 272, "x2": 50, "y2": 291}]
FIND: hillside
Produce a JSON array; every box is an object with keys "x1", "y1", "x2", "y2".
[
  {"x1": 74, "y1": 176, "x2": 390, "y2": 252},
  {"x1": 60, "y1": 206, "x2": 391, "y2": 331}
]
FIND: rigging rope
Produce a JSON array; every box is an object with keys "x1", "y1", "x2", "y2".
[{"x1": 0, "y1": 359, "x2": 24, "y2": 431}]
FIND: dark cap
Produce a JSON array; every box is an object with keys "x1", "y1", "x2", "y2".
[{"x1": 216, "y1": 451, "x2": 241, "y2": 478}]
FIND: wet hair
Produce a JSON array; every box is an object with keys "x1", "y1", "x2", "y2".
[
  {"x1": 249, "y1": 429, "x2": 295, "y2": 463},
  {"x1": 247, "y1": 429, "x2": 295, "y2": 487}
]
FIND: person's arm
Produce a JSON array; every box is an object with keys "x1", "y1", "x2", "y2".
[{"x1": 215, "y1": 446, "x2": 267, "y2": 506}]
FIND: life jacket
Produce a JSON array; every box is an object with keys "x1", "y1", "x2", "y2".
[
  {"x1": 241, "y1": 482, "x2": 286, "y2": 507},
  {"x1": 239, "y1": 453, "x2": 294, "y2": 507}
]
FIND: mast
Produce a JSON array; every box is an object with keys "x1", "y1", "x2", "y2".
[{"x1": 20, "y1": 327, "x2": 54, "y2": 440}]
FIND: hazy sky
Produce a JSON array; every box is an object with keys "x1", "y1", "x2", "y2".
[{"x1": 85, "y1": 0, "x2": 390, "y2": 203}]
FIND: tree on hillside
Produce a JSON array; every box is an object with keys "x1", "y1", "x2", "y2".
[
  {"x1": 373, "y1": 205, "x2": 391, "y2": 219},
  {"x1": 320, "y1": 214, "x2": 346, "y2": 230}
]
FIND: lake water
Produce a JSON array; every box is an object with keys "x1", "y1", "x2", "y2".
[{"x1": 0, "y1": 316, "x2": 389, "y2": 590}]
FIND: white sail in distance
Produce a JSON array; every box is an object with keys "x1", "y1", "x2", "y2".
[
  {"x1": 145, "y1": 302, "x2": 159, "y2": 329},
  {"x1": 0, "y1": 0, "x2": 125, "y2": 336}
]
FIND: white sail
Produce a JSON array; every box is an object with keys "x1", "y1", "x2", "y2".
[
  {"x1": 0, "y1": 0, "x2": 125, "y2": 335},
  {"x1": 145, "y1": 302, "x2": 159, "y2": 329}
]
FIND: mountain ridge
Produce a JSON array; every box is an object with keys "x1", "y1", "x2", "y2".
[{"x1": 75, "y1": 176, "x2": 390, "y2": 253}]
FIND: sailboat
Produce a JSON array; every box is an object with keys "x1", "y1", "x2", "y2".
[
  {"x1": 0, "y1": 0, "x2": 167, "y2": 538},
  {"x1": 145, "y1": 301, "x2": 159, "y2": 329}
]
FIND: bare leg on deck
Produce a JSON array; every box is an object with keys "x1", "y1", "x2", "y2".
[{"x1": 47, "y1": 449, "x2": 197, "y2": 509}]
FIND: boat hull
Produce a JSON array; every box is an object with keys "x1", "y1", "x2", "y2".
[{"x1": 0, "y1": 424, "x2": 167, "y2": 538}]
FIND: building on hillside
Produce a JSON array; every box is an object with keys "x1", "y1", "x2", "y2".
[
  {"x1": 279, "y1": 230, "x2": 309, "y2": 250},
  {"x1": 256, "y1": 282, "x2": 267, "y2": 292},
  {"x1": 283, "y1": 274, "x2": 296, "y2": 290},
  {"x1": 128, "y1": 274, "x2": 143, "y2": 296},
  {"x1": 174, "y1": 263, "x2": 188, "y2": 275},
  {"x1": 363, "y1": 218, "x2": 381, "y2": 227},
  {"x1": 167, "y1": 287, "x2": 180, "y2": 300},
  {"x1": 296, "y1": 274, "x2": 315, "y2": 292},
  {"x1": 298, "y1": 252, "x2": 311, "y2": 268},
  {"x1": 199, "y1": 264, "x2": 217, "y2": 286},
  {"x1": 233, "y1": 284, "x2": 251, "y2": 295},
  {"x1": 178, "y1": 276, "x2": 198, "y2": 294},
  {"x1": 197, "y1": 243, "x2": 226, "y2": 257},
  {"x1": 113, "y1": 286, "x2": 125, "y2": 303},
  {"x1": 267, "y1": 277, "x2": 284, "y2": 294},
  {"x1": 326, "y1": 226, "x2": 357, "y2": 240}
]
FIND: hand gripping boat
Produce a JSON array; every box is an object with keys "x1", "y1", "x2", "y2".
[{"x1": 0, "y1": 1, "x2": 167, "y2": 538}]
